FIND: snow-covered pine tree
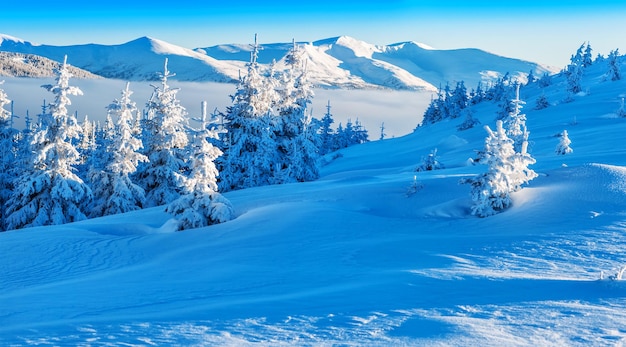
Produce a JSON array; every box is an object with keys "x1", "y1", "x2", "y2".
[
  {"x1": 457, "y1": 108, "x2": 480, "y2": 131},
  {"x1": 421, "y1": 85, "x2": 446, "y2": 125},
  {"x1": 447, "y1": 81, "x2": 469, "y2": 118},
  {"x1": 583, "y1": 42, "x2": 594, "y2": 68},
  {"x1": 555, "y1": 130, "x2": 573, "y2": 155},
  {"x1": 319, "y1": 100, "x2": 336, "y2": 154},
  {"x1": 284, "y1": 110, "x2": 320, "y2": 182},
  {"x1": 136, "y1": 58, "x2": 190, "y2": 207},
  {"x1": 166, "y1": 101, "x2": 233, "y2": 230},
  {"x1": 526, "y1": 69, "x2": 536, "y2": 85},
  {"x1": 463, "y1": 120, "x2": 536, "y2": 217},
  {"x1": 220, "y1": 35, "x2": 279, "y2": 191},
  {"x1": 273, "y1": 39, "x2": 319, "y2": 183},
  {"x1": 76, "y1": 115, "x2": 96, "y2": 172},
  {"x1": 538, "y1": 73, "x2": 552, "y2": 88},
  {"x1": 0, "y1": 81, "x2": 14, "y2": 229},
  {"x1": 534, "y1": 94, "x2": 550, "y2": 110},
  {"x1": 352, "y1": 118, "x2": 369, "y2": 144},
  {"x1": 606, "y1": 49, "x2": 621, "y2": 81},
  {"x1": 503, "y1": 82, "x2": 529, "y2": 152},
  {"x1": 91, "y1": 82, "x2": 149, "y2": 216},
  {"x1": 5, "y1": 56, "x2": 92, "y2": 230},
  {"x1": 416, "y1": 148, "x2": 444, "y2": 172},
  {"x1": 566, "y1": 46, "x2": 584, "y2": 95}
]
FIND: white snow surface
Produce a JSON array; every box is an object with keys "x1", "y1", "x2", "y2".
[
  {"x1": 2, "y1": 57, "x2": 626, "y2": 345},
  {"x1": 0, "y1": 34, "x2": 557, "y2": 91}
]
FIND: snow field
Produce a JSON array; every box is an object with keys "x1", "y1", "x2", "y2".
[{"x1": 2, "y1": 53, "x2": 626, "y2": 345}]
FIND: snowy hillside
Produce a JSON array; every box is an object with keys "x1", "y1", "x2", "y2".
[
  {"x1": 0, "y1": 33, "x2": 556, "y2": 90},
  {"x1": 1, "y1": 51, "x2": 626, "y2": 345},
  {"x1": 0, "y1": 51, "x2": 99, "y2": 78}
]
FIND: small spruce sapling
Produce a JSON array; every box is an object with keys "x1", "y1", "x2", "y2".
[
  {"x1": 416, "y1": 148, "x2": 444, "y2": 171},
  {"x1": 555, "y1": 130, "x2": 573, "y2": 155},
  {"x1": 406, "y1": 175, "x2": 423, "y2": 197}
]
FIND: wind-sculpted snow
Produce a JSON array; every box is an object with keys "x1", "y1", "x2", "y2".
[{"x1": 2, "y1": 51, "x2": 626, "y2": 345}]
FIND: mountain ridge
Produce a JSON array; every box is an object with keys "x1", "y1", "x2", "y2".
[{"x1": 0, "y1": 34, "x2": 558, "y2": 90}]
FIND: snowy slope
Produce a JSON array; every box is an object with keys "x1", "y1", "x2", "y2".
[
  {"x1": 0, "y1": 51, "x2": 99, "y2": 78},
  {"x1": 0, "y1": 34, "x2": 556, "y2": 90},
  {"x1": 1, "y1": 56, "x2": 626, "y2": 345}
]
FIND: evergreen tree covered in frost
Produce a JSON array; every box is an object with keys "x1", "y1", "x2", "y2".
[
  {"x1": 457, "y1": 108, "x2": 480, "y2": 131},
  {"x1": 137, "y1": 59, "x2": 190, "y2": 207},
  {"x1": 421, "y1": 90, "x2": 444, "y2": 125},
  {"x1": 0, "y1": 82, "x2": 14, "y2": 229},
  {"x1": 582, "y1": 42, "x2": 594, "y2": 68},
  {"x1": 91, "y1": 82, "x2": 148, "y2": 216},
  {"x1": 463, "y1": 120, "x2": 537, "y2": 217},
  {"x1": 5, "y1": 56, "x2": 92, "y2": 229},
  {"x1": 319, "y1": 100, "x2": 336, "y2": 155},
  {"x1": 534, "y1": 94, "x2": 550, "y2": 110},
  {"x1": 76, "y1": 115, "x2": 96, "y2": 178},
  {"x1": 566, "y1": 45, "x2": 585, "y2": 95},
  {"x1": 274, "y1": 39, "x2": 319, "y2": 183},
  {"x1": 166, "y1": 101, "x2": 233, "y2": 230},
  {"x1": 503, "y1": 83, "x2": 529, "y2": 152},
  {"x1": 555, "y1": 130, "x2": 573, "y2": 155},
  {"x1": 606, "y1": 49, "x2": 621, "y2": 81},
  {"x1": 416, "y1": 148, "x2": 444, "y2": 172},
  {"x1": 284, "y1": 111, "x2": 320, "y2": 182},
  {"x1": 220, "y1": 36, "x2": 279, "y2": 191}
]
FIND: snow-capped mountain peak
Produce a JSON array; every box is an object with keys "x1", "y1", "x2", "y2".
[{"x1": 0, "y1": 33, "x2": 557, "y2": 90}]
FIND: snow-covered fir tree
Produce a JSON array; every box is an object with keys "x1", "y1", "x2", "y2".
[
  {"x1": 463, "y1": 120, "x2": 536, "y2": 217},
  {"x1": 582, "y1": 42, "x2": 594, "y2": 68},
  {"x1": 606, "y1": 49, "x2": 621, "y2": 81},
  {"x1": 503, "y1": 83, "x2": 529, "y2": 152},
  {"x1": 319, "y1": 100, "x2": 336, "y2": 154},
  {"x1": 534, "y1": 94, "x2": 550, "y2": 110},
  {"x1": 421, "y1": 89, "x2": 444, "y2": 125},
  {"x1": 526, "y1": 69, "x2": 536, "y2": 85},
  {"x1": 555, "y1": 129, "x2": 573, "y2": 155},
  {"x1": 136, "y1": 58, "x2": 190, "y2": 207},
  {"x1": 76, "y1": 115, "x2": 96, "y2": 176},
  {"x1": 273, "y1": 39, "x2": 320, "y2": 183},
  {"x1": 91, "y1": 82, "x2": 148, "y2": 217},
  {"x1": 220, "y1": 35, "x2": 279, "y2": 191},
  {"x1": 166, "y1": 101, "x2": 233, "y2": 230},
  {"x1": 416, "y1": 148, "x2": 444, "y2": 172},
  {"x1": 5, "y1": 56, "x2": 92, "y2": 229},
  {"x1": 0, "y1": 81, "x2": 14, "y2": 229},
  {"x1": 284, "y1": 110, "x2": 320, "y2": 182},
  {"x1": 457, "y1": 108, "x2": 480, "y2": 131},
  {"x1": 537, "y1": 73, "x2": 552, "y2": 88},
  {"x1": 565, "y1": 45, "x2": 585, "y2": 95}
]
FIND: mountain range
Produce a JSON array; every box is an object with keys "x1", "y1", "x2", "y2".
[{"x1": 0, "y1": 33, "x2": 558, "y2": 91}]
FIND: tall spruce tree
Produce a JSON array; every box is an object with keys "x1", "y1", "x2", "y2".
[
  {"x1": 137, "y1": 58, "x2": 190, "y2": 207},
  {"x1": 166, "y1": 101, "x2": 234, "y2": 230},
  {"x1": 220, "y1": 35, "x2": 279, "y2": 191},
  {"x1": 0, "y1": 82, "x2": 14, "y2": 229},
  {"x1": 91, "y1": 82, "x2": 148, "y2": 216},
  {"x1": 5, "y1": 56, "x2": 92, "y2": 229}
]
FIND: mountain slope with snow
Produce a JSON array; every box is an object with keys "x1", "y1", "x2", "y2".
[
  {"x1": 1, "y1": 53, "x2": 625, "y2": 345},
  {"x1": 0, "y1": 34, "x2": 557, "y2": 90},
  {"x1": 0, "y1": 51, "x2": 99, "y2": 78}
]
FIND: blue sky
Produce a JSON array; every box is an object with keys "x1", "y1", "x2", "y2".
[{"x1": 2, "y1": 1, "x2": 626, "y2": 67}]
